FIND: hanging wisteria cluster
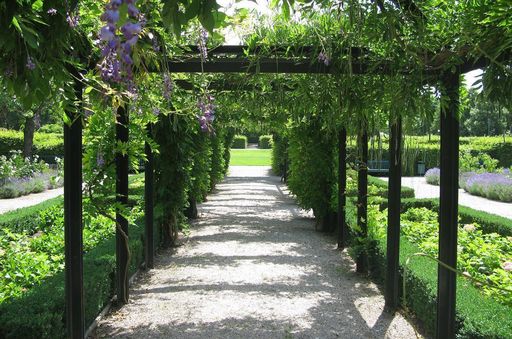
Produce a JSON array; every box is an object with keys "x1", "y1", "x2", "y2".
[
  {"x1": 198, "y1": 29, "x2": 208, "y2": 61},
  {"x1": 197, "y1": 94, "x2": 215, "y2": 133},
  {"x1": 98, "y1": 0, "x2": 142, "y2": 87},
  {"x1": 163, "y1": 72, "x2": 174, "y2": 101},
  {"x1": 318, "y1": 51, "x2": 330, "y2": 66}
]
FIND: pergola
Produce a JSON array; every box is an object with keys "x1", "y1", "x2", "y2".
[{"x1": 64, "y1": 44, "x2": 495, "y2": 339}]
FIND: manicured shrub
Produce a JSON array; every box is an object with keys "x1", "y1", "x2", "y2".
[
  {"x1": 258, "y1": 135, "x2": 273, "y2": 149},
  {"x1": 231, "y1": 135, "x2": 247, "y2": 149},
  {"x1": 271, "y1": 134, "x2": 287, "y2": 176},
  {"x1": 0, "y1": 129, "x2": 64, "y2": 163},
  {"x1": 287, "y1": 118, "x2": 336, "y2": 230},
  {"x1": 424, "y1": 167, "x2": 440, "y2": 185}
]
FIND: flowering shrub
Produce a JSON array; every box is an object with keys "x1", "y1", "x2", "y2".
[{"x1": 424, "y1": 167, "x2": 440, "y2": 185}]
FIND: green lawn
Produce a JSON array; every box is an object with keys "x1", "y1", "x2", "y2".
[{"x1": 229, "y1": 149, "x2": 272, "y2": 166}]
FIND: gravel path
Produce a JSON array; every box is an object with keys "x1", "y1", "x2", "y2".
[
  {"x1": 0, "y1": 187, "x2": 63, "y2": 215},
  {"x1": 94, "y1": 166, "x2": 422, "y2": 339},
  {"x1": 382, "y1": 177, "x2": 512, "y2": 220}
]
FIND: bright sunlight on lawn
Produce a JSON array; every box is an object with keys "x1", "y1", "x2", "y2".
[{"x1": 229, "y1": 149, "x2": 271, "y2": 166}]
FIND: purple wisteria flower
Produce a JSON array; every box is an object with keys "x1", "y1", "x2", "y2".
[
  {"x1": 98, "y1": 0, "x2": 142, "y2": 86},
  {"x1": 198, "y1": 28, "x2": 208, "y2": 61},
  {"x1": 163, "y1": 72, "x2": 174, "y2": 100},
  {"x1": 152, "y1": 108, "x2": 161, "y2": 116},
  {"x1": 47, "y1": 8, "x2": 57, "y2": 15},
  {"x1": 197, "y1": 93, "x2": 215, "y2": 133},
  {"x1": 26, "y1": 56, "x2": 36, "y2": 70},
  {"x1": 318, "y1": 51, "x2": 330, "y2": 66},
  {"x1": 96, "y1": 153, "x2": 105, "y2": 167},
  {"x1": 66, "y1": 12, "x2": 79, "y2": 27}
]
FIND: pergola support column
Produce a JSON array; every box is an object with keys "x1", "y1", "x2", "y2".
[
  {"x1": 144, "y1": 124, "x2": 154, "y2": 269},
  {"x1": 356, "y1": 126, "x2": 368, "y2": 273},
  {"x1": 64, "y1": 73, "x2": 84, "y2": 339},
  {"x1": 385, "y1": 116, "x2": 402, "y2": 311},
  {"x1": 116, "y1": 105, "x2": 129, "y2": 304},
  {"x1": 337, "y1": 128, "x2": 347, "y2": 249},
  {"x1": 436, "y1": 70, "x2": 460, "y2": 339}
]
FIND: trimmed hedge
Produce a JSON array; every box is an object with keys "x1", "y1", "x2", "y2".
[
  {"x1": 0, "y1": 219, "x2": 145, "y2": 339},
  {"x1": 231, "y1": 135, "x2": 247, "y2": 149},
  {"x1": 380, "y1": 198, "x2": 512, "y2": 237},
  {"x1": 0, "y1": 197, "x2": 62, "y2": 236},
  {"x1": 0, "y1": 129, "x2": 64, "y2": 163},
  {"x1": 368, "y1": 235, "x2": 512, "y2": 338},
  {"x1": 258, "y1": 135, "x2": 273, "y2": 149}
]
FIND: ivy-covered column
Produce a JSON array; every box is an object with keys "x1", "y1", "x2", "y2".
[
  {"x1": 437, "y1": 71, "x2": 460, "y2": 339},
  {"x1": 385, "y1": 116, "x2": 402, "y2": 311},
  {"x1": 116, "y1": 105, "x2": 129, "y2": 304},
  {"x1": 144, "y1": 124, "x2": 154, "y2": 269},
  {"x1": 356, "y1": 124, "x2": 368, "y2": 273},
  {"x1": 64, "y1": 72, "x2": 84, "y2": 339},
  {"x1": 337, "y1": 128, "x2": 347, "y2": 249}
]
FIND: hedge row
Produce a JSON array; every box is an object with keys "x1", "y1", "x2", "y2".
[
  {"x1": 258, "y1": 135, "x2": 273, "y2": 149},
  {"x1": 368, "y1": 234, "x2": 512, "y2": 338},
  {"x1": 379, "y1": 198, "x2": 512, "y2": 237},
  {"x1": 0, "y1": 217, "x2": 145, "y2": 339},
  {"x1": 231, "y1": 135, "x2": 247, "y2": 149},
  {"x1": 0, "y1": 129, "x2": 64, "y2": 162},
  {"x1": 0, "y1": 197, "x2": 62, "y2": 236}
]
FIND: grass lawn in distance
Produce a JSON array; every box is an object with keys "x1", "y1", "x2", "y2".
[{"x1": 230, "y1": 149, "x2": 271, "y2": 166}]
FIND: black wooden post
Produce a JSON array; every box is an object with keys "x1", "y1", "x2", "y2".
[
  {"x1": 116, "y1": 105, "x2": 129, "y2": 304},
  {"x1": 437, "y1": 71, "x2": 460, "y2": 339},
  {"x1": 337, "y1": 128, "x2": 347, "y2": 249},
  {"x1": 385, "y1": 117, "x2": 402, "y2": 311},
  {"x1": 64, "y1": 73, "x2": 84, "y2": 338},
  {"x1": 144, "y1": 124, "x2": 154, "y2": 269},
  {"x1": 356, "y1": 126, "x2": 368, "y2": 273}
]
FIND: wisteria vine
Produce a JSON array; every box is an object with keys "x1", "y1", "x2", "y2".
[{"x1": 98, "y1": 0, "x2": 142, "y2": 89}]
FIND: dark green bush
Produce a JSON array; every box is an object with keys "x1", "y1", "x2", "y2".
[
  {"x1": 231, "y1": 135, "x2": 247, "y2": 149},
  {"x1": 209, "y1": 131, "x2": 227, "y2": 189},
  {"x1": 258, "y1": 135, "x2": 273, "y2": 149},
  {"x1": 287, "y1": 118, "x2": 336, "y2": 229}
]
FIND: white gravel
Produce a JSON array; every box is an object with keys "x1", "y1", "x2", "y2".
[{"x1": 93, "y1": 166, "x2": 422, "y2": 339}]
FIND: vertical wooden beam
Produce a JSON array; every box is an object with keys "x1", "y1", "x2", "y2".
[
  {"x1": 437, "y1": 71, "x2": 460, "y2": 339},
  {"x1": 356, "y1": 126, "x2": 368, "y2": 273},
  {"x1": 385, "y1": 116, "x2": 402, "y2": 311},
  {"x1": 116, "y1": 105, "x2": 129, "y2": 304},
  {"x1": 337, "y1": 128, "x2": 347, "y2": 249},
  {"x1": 144, "y1": 124, "x2": 154, "y2": 269},
  {"x1": 64, "y1": 72, "x2": 84, "y2": 338}
]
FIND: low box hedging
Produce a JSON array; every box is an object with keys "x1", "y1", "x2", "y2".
[
  {"x1": 258, "y1": 135, "x2": 273, "y2": 149},
  {"x1": 0, "y1": 219, "x2": 145, "y2": 339},
  {"x1": 368, "y1": 235, "x2": 512, "y2": 338},
  {"x1": 231, "y1": 135, "x2": 247, "y2": 149},
  {"x1": 0, "y1": 197, "x2": 62, "y2": 236},
  {"x1": 380, "y1": 198, "x2": 512, "y2": 237},
  {"x1": 0, "y1": 129, "x2": 64, "y2": 162}
]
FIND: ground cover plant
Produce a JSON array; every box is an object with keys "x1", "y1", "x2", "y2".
[
  {"x1": 229, "y1": 149, "x2": 271, "y2": 166},
  {"x1": 0, "y1": 151, "x2": 62, "y2": 198}
]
